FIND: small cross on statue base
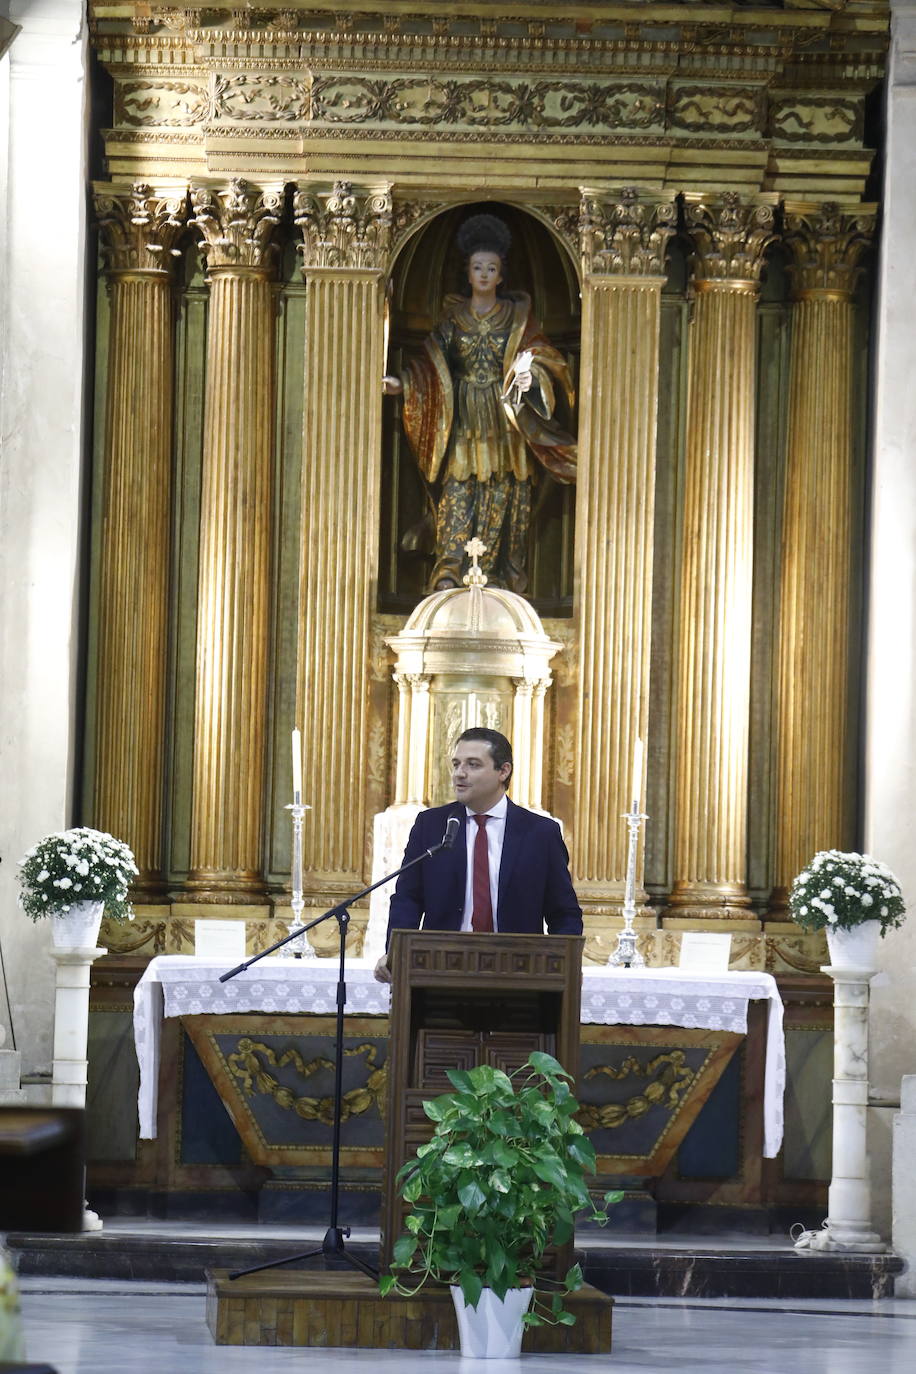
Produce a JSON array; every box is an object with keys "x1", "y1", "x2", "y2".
[{"x1": 463, "y1": 537, "x2": 488, "y2": 587}]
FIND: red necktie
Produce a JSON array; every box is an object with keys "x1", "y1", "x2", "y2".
[{"x1": 471, "y1": 814, "x2": 493, "y2": 932}]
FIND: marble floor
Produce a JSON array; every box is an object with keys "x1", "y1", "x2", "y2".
[{"x1": 15, "y1": 1278, "x2": 916, "y2": 1374}]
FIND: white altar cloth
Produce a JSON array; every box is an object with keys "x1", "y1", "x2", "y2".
[{"x1": 134, "y1": 957, "x2": 784, "y2": 1156}]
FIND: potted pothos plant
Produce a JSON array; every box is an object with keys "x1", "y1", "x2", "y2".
[
  {"x1": 17, "y1": 827, "x2": 137, "y2": 947},
  {"x1": 789, "y1": 849, "x2": 905, "y2": 969},
  {"x1": 380, "y1": 1051, "x2": 620, "y2": 1360}
]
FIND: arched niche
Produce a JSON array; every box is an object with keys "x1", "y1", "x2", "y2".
[{"x1": 378, "y1": 200, "x2": 580, "y2": 616}]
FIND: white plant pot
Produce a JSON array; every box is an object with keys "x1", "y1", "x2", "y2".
[
  {"x1": 450, "y1": 1284, "x2": 534, "y2": 1359},
  {"x1": 50, "y1": 900, "x2": 105, "y2": 950},
  {"x1": 825, "y1": 919, "x2": 881, "y2": 972}
]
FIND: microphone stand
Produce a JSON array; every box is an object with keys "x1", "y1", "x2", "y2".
[{"x1": 223, "y1": 822, "x2": 458, "y2": 1282}]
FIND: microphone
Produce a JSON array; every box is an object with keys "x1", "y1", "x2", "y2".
[{"x1": 442, "y1": 816, "x2": 460, "y2": 850}]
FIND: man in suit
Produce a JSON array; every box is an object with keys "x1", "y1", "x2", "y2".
[{"x1": 374, "y1": 727, "x2": 582, "y2": 982}]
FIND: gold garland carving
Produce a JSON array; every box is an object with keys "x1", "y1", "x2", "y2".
[
  {"x1": 577, "y1": 1051, "x2": 695, "y2": 1130},
  {"x1": 227, "y1": 1038, "x2": 388, "y2": 1124}
]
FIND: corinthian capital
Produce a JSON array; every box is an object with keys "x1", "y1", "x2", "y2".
[
  {"x1": 579, "y1": 188, "x2": 677, "y2": 277},
  {"x1": 95, "y1": 182, "x2": 189, "y2": 275},
  {"x1": 684, "y1": 192, "x2": 777, "y2": 285},
  {"x1": 783, "y1": 202, "x2": 876, "y2": 298},
  {"x1": 294, "y1": 180, "x2": 392, "y2": 271},
  {"x1": 189, "y1": 179, "x2": 285, "y2": 272}
]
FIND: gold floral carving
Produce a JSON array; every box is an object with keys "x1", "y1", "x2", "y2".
[
  {"x1": 308, "y1": 75, "x2": 665, "y2": 133},
  {"x1": 189, "y1": 178, "x2": 285, "y2": 271},
  {"x1": 580, "y1": 188, "x2": 677, "y2": 278},
  {"x1": 294, "y1": 180, "x2": 392, "y2": 271},
  {"x1": 95, "y1": 182, "x2": 189, "y2": 274},
  {"x1": 554, "y1": 722, "x2": 575, "y2": 788},
  {"x1": 783, "y1": 203, "x2": 875, "y2": 297},
  {"x1": 683, "y1": 192, "x2": 776, "y2": 283},
  {"x1": 227, "y1": 1037, "x2": 387, "y2": 1124},
  {"x1": 577, "y1": 1051, "x2": 695, "y2": 1129}
]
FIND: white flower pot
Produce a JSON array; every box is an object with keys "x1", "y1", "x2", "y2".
[
  {"x1": 450, "y1": 1284, "x2": 534, "y2": 1359},
  {"x1": 50, "y1": 900, "x2": 105, "y2": 950},
  {"x1": 825, "y1": 919, "x2": 881, "y2": 972}
]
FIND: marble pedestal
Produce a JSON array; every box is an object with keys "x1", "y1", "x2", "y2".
[
  {"x1": 48, "y1": 944, "x2": 106, "y2": 1232},
  {"x1": 796, "y1": 963, "x2": 886, "y2": 1254}
]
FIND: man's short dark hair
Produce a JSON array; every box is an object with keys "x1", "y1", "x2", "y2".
[{"x1": 456, "y1": 728, "x2": 513, "y2": 784}]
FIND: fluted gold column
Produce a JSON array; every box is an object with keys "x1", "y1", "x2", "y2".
[
  {"x1": 294, "y1": 182, "x2": 390, "y2": 890},
  {"x1": 664, "y1": 194, "x2": 776, "y2": 928},
  {"x1": 769, "y1": 205, "x2": 875, "y2": 918},
  {"x1": 92, "y1": 184, "x2": 187, "y2": 897},
  {"x1": 573, "y1": 190, "x2": 676, "y2": 913},
  {"x1": 186, "y1": 180, "x2": 284, "y2": 899}
]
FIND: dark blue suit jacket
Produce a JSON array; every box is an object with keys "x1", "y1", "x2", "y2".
[{"x1": 386, "y1": 797, "x2": 583, "y2": 942}]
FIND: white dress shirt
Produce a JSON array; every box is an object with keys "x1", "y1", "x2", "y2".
[{"x1": 460, "y1": 794, "x2": 508, "y2": 931}]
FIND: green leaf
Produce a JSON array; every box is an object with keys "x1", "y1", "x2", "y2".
[
  {"x1": 446, "y1": 1068, "x2": 474, "y2": 1092},
  {"x1": 563, "y1": 1263, "x2": 583, "y2": 1291},
  {"x1": 557, "y1": 1311, "x2": 576, "y2": 1325},
  {"x1": 532, "y1": 1157, "x2": 568, "y2": 1189},
  {"x1": 458, "y1": 1269, "x2": 484, "y2": 1310},
  {"x1": 567, "y1": 1136, "x2": 596, "y2": 1171},
  {"x1": 423, "y1": 1096, "x2": 450, "y2": 1122},
  {"x1": 488, "y1": 1168, "x2": 511, "y2": 1193},
  {"x1": 392, "y1": 1235, "x2": 418, "y2": 1266},
  {"x1": 603, "y1": 1189, "x2": 625, "y2": 1207},
  {"x1": 458, "y1": 1177, "x2": 486, "y2": 1211},
  {"x1": 527, "y1": 1051, "x2": 571, "y2": 1080},
  {"x1": 442, "y1": 1143, "x2": 479, "y2": 1168},
  {"x1": 379, "y1": 1274, "x2": 397, "y2": 1297}
]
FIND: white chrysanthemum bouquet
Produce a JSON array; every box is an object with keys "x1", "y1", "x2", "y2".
[
  {"x1": 789, "y1": 850, "x2": 905, "y2": 936},
  {"x1": 17, "y1": 827, "x2": 138, "y2": 923}
]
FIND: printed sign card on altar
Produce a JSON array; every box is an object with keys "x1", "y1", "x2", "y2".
[{"x1": 678, "y1": 931, "x2": 732, "y2": 973}]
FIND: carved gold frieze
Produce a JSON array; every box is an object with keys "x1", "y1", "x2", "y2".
[
  {"x1": 215, "y1": 72, "x2": 311, "y2": 122},
  {"x1": 310, "y1": 74, "x2": 665, "y2": 133},
  {"x1": 770, "y1": 94, "x2": 863, "y2": 144},
  {"x1": 117, "y1": 78, "x2": 210, "y2": 127},
  {"x1": 294, "y1": 179, "x2": 392, "y2": 270},
  {"x1": 669, "y1": 84, "x2": 763, "y2": 135}
]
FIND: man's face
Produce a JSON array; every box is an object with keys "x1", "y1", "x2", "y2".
[{"x1": 451, "y1": 739, "x2": 511, "y2": 814}]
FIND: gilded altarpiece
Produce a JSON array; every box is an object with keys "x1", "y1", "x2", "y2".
[{"x1": 83, "y1": 0, "x2": 883, "y2": 1215}]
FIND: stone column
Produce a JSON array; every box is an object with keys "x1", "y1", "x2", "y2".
[
  {"x1": 293, "y1": 181, "x2": 390, "y2": 893},
  {"x1": 769, "y1": 206, "x2": 874, "y2": 918},
  {"x1": 664, "y1": 194, "x2": 776, "y2": 928},
  {"x1": 572, "y1": 190, "x2": 676, "y2": 916},
  {"x1": 186, "y1": 179, "x2": 284, "y2": 900},
  {"x1": 92, "y1": 184, "x2": 187, "y2": 898}
]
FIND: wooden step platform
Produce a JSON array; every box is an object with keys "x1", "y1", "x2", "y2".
[{"x1": 206, "y1": 1268, "x2": 613, "y2": 1352}]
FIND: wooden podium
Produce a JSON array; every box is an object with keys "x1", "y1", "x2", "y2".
[{"x1": 380, "y1": 929, "x2": 585, "y2": 1267}]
